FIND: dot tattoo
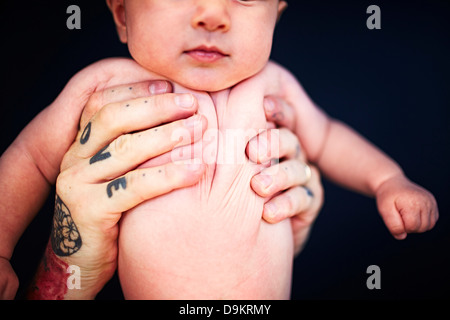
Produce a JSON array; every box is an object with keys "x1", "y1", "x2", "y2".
[{"x1": 272, "y1": 111, "x2": 285, "y2": 122}]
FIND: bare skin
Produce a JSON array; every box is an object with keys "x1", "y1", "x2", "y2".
[{"x1": 22, "y1": 59, "x2": 322, "y2": 300}]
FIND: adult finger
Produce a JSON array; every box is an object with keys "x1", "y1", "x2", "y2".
[
  {"x1": 81, "y1": 80, "x2": 173, "y2": 128},
  {"x1": 247, "y1": 128, "x2": 304, "y2": 164},
  {"x1": 251, "y1": 160, "x2": 312, "y2": 198},
  {"x1": 71, "y1": 93, "x2": 198, "y2": 161},
  {"x1": 91, "y1": 161, "x2": 206, "y2": 214},
  {"x1": 78, "y1": 114, "x2": 207, "y2": 182},
  {"x1": 263, "y1": 95, "x2": 296, "y2": 130},
  {"x1": 264, "y1": 165, "x2": 323, "y2": 228},
  {"x1": 263, "y1": 186, "x2": 313, "y2": 224}
]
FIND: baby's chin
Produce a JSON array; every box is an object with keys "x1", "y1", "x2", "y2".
[
  {"x1": 173, "y1": 76, "x2": 240, "y2": 93},
  {"x1": 167, "y1": 67, "x2": 262, "y2": 92}
]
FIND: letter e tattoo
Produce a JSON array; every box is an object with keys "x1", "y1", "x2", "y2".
[{"x1": 106, "y1": 177, "x2": 127, "y2": 198}]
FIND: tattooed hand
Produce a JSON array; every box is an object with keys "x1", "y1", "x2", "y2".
[
  {"x1": 51, "y1": 195, "x2": 82, "y2": 256},
  {"x1": 28, "y1": 81, "x2": 206, "y2": 299}
]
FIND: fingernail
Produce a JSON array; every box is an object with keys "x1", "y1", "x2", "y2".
[
  {"x1": 175, "y1": 94, "x2": 194, "y2": 109},
  {"x1": 264, "y1": 97, "x2": 275, "y2": 112},
  {"x1": 184, "y1": 114, "x2": 202, "y2": 127},
  {"x1": 254, "y1": 174, "x2": 273, "y2": 189},
  {"x1": 396, "y1": 233, "x2": 407, "y2": 240},
  {"x1": 149, "y1": 81, "x2": 169, "y2": 95}
]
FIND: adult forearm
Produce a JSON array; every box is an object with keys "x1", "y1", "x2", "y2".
[
  {"x1": 315, "y1": 119, "x2": 403, "y2": 196},
  {"x1": 27, "y1": 241, "x2": 100, "y2": 300}
]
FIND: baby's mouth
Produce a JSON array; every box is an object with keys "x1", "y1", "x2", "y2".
[{"x1": 184, "y1": 45, "x2": 228, "y2": 63}]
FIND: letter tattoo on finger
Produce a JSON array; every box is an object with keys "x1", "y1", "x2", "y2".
[
  {"x1": 90, "y1": 144, "x2": 111, "y2": 164},
  {"x1": 106, "y1": 177, "x2": 127, "y2": 198},
  {"x1": 80, "y1": 122, "x2": 92, "y2": 145}
]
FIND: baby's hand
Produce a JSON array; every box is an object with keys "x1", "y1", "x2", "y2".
[{"x1": 376, "y1": 174, "x2": 438, "y2": 240}]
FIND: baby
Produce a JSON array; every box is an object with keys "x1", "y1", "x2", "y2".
[
  {"x1": 0, "y1": 0, "x2": 438, "y2": 299},
  {"x1": 107, "y1": 0, "x2": 438, "y2": 298}
]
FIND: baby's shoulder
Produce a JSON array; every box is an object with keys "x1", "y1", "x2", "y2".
[
  {"x1": 232, "y1": 61, "x2": 300, "y2": 97},
  {"x1": 66, "y1": 57, "x2": 162, "y2": 91}
]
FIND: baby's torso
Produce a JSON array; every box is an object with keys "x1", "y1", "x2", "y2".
[{"x1": 118, "y1": 73, "x2": 294, "y2": 299}]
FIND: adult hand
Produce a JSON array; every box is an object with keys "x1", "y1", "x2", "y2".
[
  {"x1": 28, "y1": 81, "x2": 207, "y2": 299},
  {"x1": 248, "y1": 96, "x2": 324, "y2": 256}
]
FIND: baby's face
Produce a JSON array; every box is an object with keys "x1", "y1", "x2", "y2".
[{"x1": 108, "y1": 0, "x2": 287, "y2": 92}]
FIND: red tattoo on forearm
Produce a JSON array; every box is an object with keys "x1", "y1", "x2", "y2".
[{"x1": 27, "y1": 242, "x2": 69, "y2": 300}]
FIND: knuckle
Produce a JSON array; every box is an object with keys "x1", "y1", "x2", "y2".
[
  {"x1": 279, "y1": 164, "x2": 291, "y2": 182},
  {"x1": 123, "y1": 172, "x2": 146, "y2": 203},
  {"x1": 84, "y1": 91, "x2": 103, "y2": 114},
  {"x1": 280, "y1": 127, "x2": 297, "y2": 142},
  {"x1": 95, "y1": 102, "x2": 119, "y2": 127},
  {"x1": 112, "y1": 134, "x2": 134, "y2": 157},
  {"x1": 151, "y1": 93, "x2": 171, "y2": 110},
  {"x1": 162, "y1": 164, "x2": 178, "y2": 185},
  {"x1": 403, "y1": 214, "x2": 421, "y2": 232},
  {"x1": 55, "y1": 169, "x2": 78, "y2": 199},
  {"x1": 56, "y1": 169, "x2": 74, "y2": 187},
  {"x1": 284, "y1": 194, "x2": 295, "y2": 213},
  {"x1": 266, "y1": 130, "x2": 281, "y2": 158}
]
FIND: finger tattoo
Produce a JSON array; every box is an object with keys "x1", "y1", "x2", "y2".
[
  {"x1": 106, "y1": 177, "x2": 127, "y2": 198},
  {"x1": 51, "y1": 195, "x2": 82, "y2": 256},
  {"x1": 90, "y1": 144, "x2": 111, "y2": 164},
  {"x1": 80, "y1": 122, "x2": 92, "y2": 145},
  {"x1": 272, "y1": 111, "x2": 285, "y2": 122},
  {"x1": 304, "y1": 186, "x2": 314, "y2": 197}
]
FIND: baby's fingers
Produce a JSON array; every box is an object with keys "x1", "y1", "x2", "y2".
[
  {"x1": 377, "y1": 199, "x2": 407, "y2": 240},
  {"x1": 396, "y1": 191, "x2": 439, "y2": 234}
]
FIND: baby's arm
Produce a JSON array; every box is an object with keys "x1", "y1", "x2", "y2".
[
  {"x1": 312, "y1": 117, "x2": 438, "y2": 239},
  {"x1": 0, "y1": 58, "x2": 162, "y2": 261},
  {"x1": 260, "y1": 61, "x2": 438, "y2": 239}
]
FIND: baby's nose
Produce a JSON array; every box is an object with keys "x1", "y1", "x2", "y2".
[{"x1": 191, "y1": 0, "x2": 231, "y2": 33}]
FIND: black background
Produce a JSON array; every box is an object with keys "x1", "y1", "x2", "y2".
[{"x1": 0, "y1": 1, "x2": 449, "y2": 300}]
